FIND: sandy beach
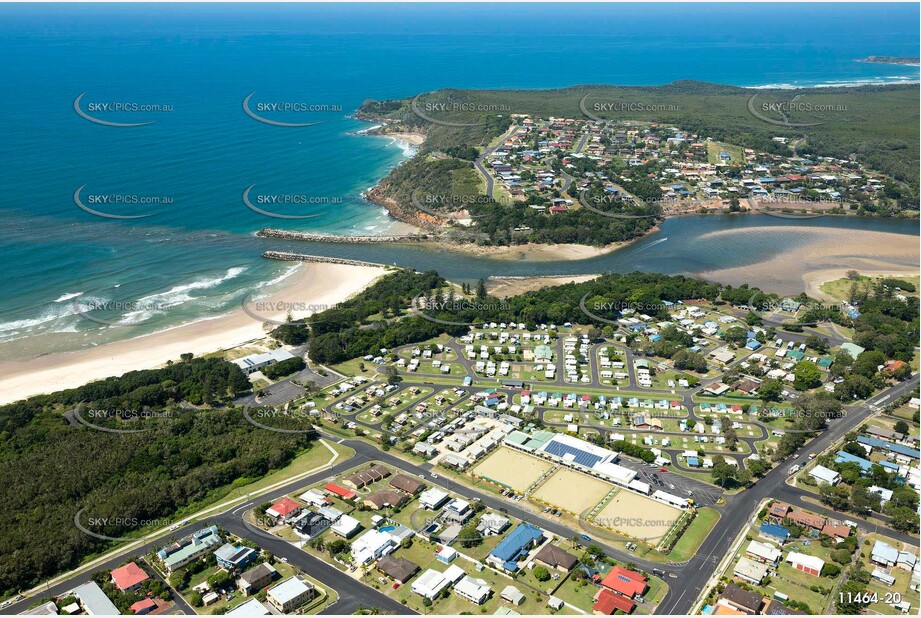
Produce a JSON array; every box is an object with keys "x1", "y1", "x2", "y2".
[
  {"x1": 698, "y1": 227, "x2": 919, "y2": 296},
  {"x1": 433, "y1": 239, "x2": 636, "y2": 262},
  {"x1": 0, "y1": 262, "x2": 386, "y2": 405},
  {"x1": 486, "y1": 274, "x2": 601, "y2": 297}
]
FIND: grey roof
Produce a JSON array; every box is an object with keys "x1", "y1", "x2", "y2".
[{"x1": 72, "y1": 582, "x2": 119, "y2": 616}]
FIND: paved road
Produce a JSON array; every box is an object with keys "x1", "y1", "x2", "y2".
[
  {"x1": 656, "y1": 374, "x2": 920, "y2": 613},
  {"x1": 9, "y1": 356, "x2": 915, "y2": 616},
  {"x1": 474, "y1": 125, "x2": 519, "y2": 198}
]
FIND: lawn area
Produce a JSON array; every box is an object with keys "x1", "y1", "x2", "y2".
[
  {"x1": 664, "y1": 508, "x2": 720, "y2": 562},
  {"x1": 819, "y1": 274, "x2": 919, "y2": 301},
  {"x1": 859, "y1": 533, "x2": 921, "y2": 615},
  {"x1": 180, "y1": 439, "x2": 351, "y2": 518}
]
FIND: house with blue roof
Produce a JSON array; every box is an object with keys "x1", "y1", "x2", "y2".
[
  {"x1": 687, "y1": 456, "x2": 700, "y2": 467},
  {"x1": 857, "y1": 436, "x2": 920, "y2": 460},
  {"x1": 759, "y1": 523, "x2": 790, "y2": 545},
  {"x1": 745, "y1": 340, "x2": 761, "y2": 350},
  {"x1": 487, "y1": 523, "x2": 544, "y2": 572},
  {"x1": 835, "y1": 451, "x2": 873, "y2": 473}
]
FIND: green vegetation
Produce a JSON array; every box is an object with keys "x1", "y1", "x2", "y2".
[
  {"x1": 361, "y1": 82, "x2": 919, "y2": 215},
  {"x1": 262, "y1": 356, "x2": 306, "y2": 380},
  {"x1": 0, "y1": 357, "x2": 313, "y2": 597}
]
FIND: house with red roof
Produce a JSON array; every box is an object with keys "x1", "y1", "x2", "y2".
[
  {"x1": 111, "y1": 562, "x2": 149, "y2": 592},
  {"x1": 266, "y1": 497, "x2": 302, "y2": 524},
  {"x1": 324, "y1": 483, "x2": 358, "y2": 501},
  {"x1": 129, "y1": 598, "x2": 158, "y2": 615},
  {"x1": 593, "y1": 588, "x2": 636, "y2": 615},
  {"x1": 600, "y1": 565, "x2": 648, "y2": 598}
]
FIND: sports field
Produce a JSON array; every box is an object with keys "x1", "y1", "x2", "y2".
[
  {"x1": 472, "y1": 447, "x2": 553, "y2": 492},
  {"x1": 594, "y1": 490, "x2": 681, "y2": 543},
  {"x1": 532, "y1": 468, "x2": 612, "y2": 515}
]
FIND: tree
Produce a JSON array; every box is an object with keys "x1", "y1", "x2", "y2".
[
  {"x1": 819, "y1": 483, "x2": 851, "y2": 511},
  {"x1": 793, "y1": 361, "x2": 822, "y2": 390},
  {"x1": 758, "y1": 378, "x2": 783, "y2": 402},
  {"x1": 711, "y1": 457, "x2": 738, "y2": 488},
  {"x1": 894, "y1": 420, "x2": 909, "y2": 435},
  {"x1": 475, "y1": 279, "x2": 487, "y2": 300},
  {"x1": 533, "y1": 566, "x2": 551, "y2": 582},
  {"x1": 458, "y1": 525, "x2": 482, "y2": 548},
  {"x1": 886, "y1": 505, "x2": 920, "y2": 533},
  {"x1": 805, "y1": 335, "x2": 830, "y2": 354},
  {"x1": 836, "y1": 580, "x2": 870, "y2": 615},
  {"x1": 188, "y1": 591, "x2": 203, "y2": 608},
  {"x1": 821, "y1": 563, "x2": 841, "y2": 577}
]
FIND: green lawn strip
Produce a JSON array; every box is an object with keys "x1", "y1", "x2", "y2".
[{"x1": 664, "y1": 508, "x2": 720, "y2": 562}]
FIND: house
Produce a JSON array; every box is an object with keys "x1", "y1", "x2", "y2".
[
  {"x1": 600, "y1": 565, "x2": 648, "y2": 598},
  {"x1": 717, "y1": 583, "x2": 764, "y2": 614},
  {"x1": 266, "y1": 577, "x2": 315, "y2": 614},
  {"x1": 343, "y1": 464, "x2": 391, "y2": 490},
  {"x1": 232, "y1": 348, "x2": 297, "y2": 375},
  {"x1": 549, "y1": 596, "x2": 565, "y2": 610},
  {"x1": 129, "y1": 598, "x2": 159, "y2": 615},
  {"x1": 487, "y1": 523, "x2": 544, "y2": 571},
  {"x1": 455, "y1": 576, "x2": 492, "y2": 605},
  {"x1": 111, "y1": 562, "x2": 149, "y2": 592},
  {"x1": 411, "y1": 565, "x2": 465, "y2": 599},
  {"x1": 786, "y1": 552, "x2": 824, "y2": 576},
  {"x1": 376, "y1": 555, "x2": 420, "y2": 584},
  {"x1": 478, "y1": 512, "x2": 511, "y2": 536},
  {"x1": 746, "y1": 541, "x2": 782, "y2": 564},
  {"x1": 236, "y1": 563, "x2": 278, "y2": 597},
  {"x1": 351, "y1": 529, "x2": 397, "y2": 565},
  {"x1": 293, "y1": 512, "x2": 331, "y2": 538},
  {"x1": 390, "y1": 474, "x2": 425, "y2": 494},
  {"x1": 808, "y1": 465, "x2": 840, "y2": 486},
  {"x1": 762, "y1": 599, "x2": 807, "y2": 615},
  {"x1": 266, "y1": 497, "x2": 303, "y2": 524},
  {"x1": 157, "y1": 525, "x2": 222, "y2": 572},
  {"x1": 786, "y1": 510, "x2": 826, "y2": 531},
  {"x1": 215, "y1": 543, "x2": 257, "y2": 570},
  {"x1": 871, "y1": 540, "x2": 900, "y2": 567},
  {"x1": 734, "y1": 557, "x2": 770, "y2": 585},
  {"x1": 593, "y1": 588, "x2": 636, "y2": 615},
  {"x1": 820, "y1": 522, "x2": 851, "y2": 542},
  {"x1": 330, "y1": 514, "x2": 362, "y2": 538},
  {"x1": 768, "y1": 502, "x2": 791, "y2": 518},
  {"x1": 437, "y1": 546, "x2": 457, "y2": 563},
  {"x1": 759, "y1": 523, "x2": 790, "y2": 545},
  {"x1": 533, "y1": 544, "x2": 579, "y2": 572},
  {"x1": 419, "y1": 487, "x2": 450, "y2": 509},
  {"x1": 72, "y1": 581, "x2": 120, "y2": 616},
  {"x1": 226, "y1": 599, "x2": 271, "y2": 616},
  {"x1": 363, "y1": 490, "x2": 408, "y2": 510},
  {"x1": 443, "y1": 498, "x2": 474, "y2": 524},
  {"x1": 324, "y1": 483, "x2": 357, "y2": 501},
  {"x1": 501, "y1": 585, "x2": 526, "y2": 606},
  {"x1": 300, "y1": 488, "x2": 331, "y2": 508}
]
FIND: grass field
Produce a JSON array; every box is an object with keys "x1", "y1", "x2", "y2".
[
  {"x1": 472, "y1": 447, "x2": 553, "y2": 492},
  {"x1": 664, "y1": 507, "x2": 720, "y2": 562},
  {"x1": 594, "y1": 491, "x2": 681, "y2": 544},
  {"x1": 532, "y1": 468, "x2": 613, "y2": 515},
  {"x1": 820, "y1": 274, "x2": 919, "y2": 301}
]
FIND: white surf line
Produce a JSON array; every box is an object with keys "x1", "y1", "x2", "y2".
[{"x1": 20, "y1": 438, "x2": 344, "y2": 599}]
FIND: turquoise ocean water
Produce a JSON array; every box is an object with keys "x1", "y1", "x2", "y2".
[{"x1": 0, "y1": 2, "x2": 917, "y2": 356}]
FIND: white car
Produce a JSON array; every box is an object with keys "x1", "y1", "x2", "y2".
[{"x1": 789, "y1": 464, "x2": 801, "y2": 474}]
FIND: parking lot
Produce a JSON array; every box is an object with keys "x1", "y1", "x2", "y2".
[{"x1": 616, "y1": 456, "x2": 723, "y2": 507}]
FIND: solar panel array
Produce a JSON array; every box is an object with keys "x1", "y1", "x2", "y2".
[{"x1": 542, "y1": 439, "x2": 603, "y2": 468}]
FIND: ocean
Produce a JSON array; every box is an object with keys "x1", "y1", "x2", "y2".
[{"x1": 0, "y1": 2, "x2": 918, "y2": 357}]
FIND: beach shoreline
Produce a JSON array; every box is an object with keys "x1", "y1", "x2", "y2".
[{"x1": 0, "y1": 262, "x2": 386, "y2": 405}]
